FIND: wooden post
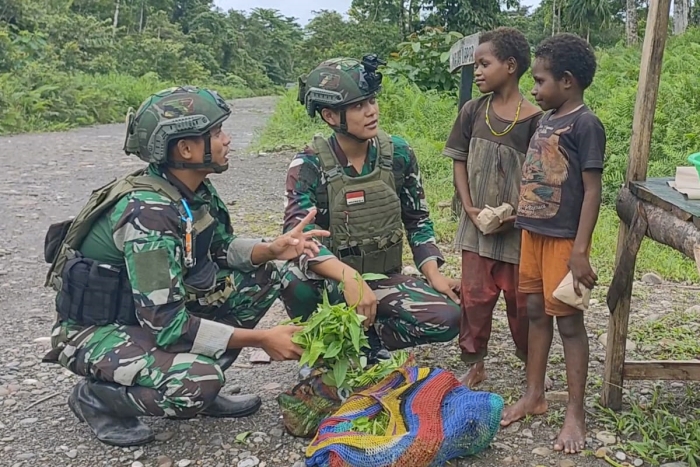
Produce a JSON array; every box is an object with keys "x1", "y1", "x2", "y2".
[
  {"x1": 449, "y1": 33, "x2": 480, "y2": 219},
  {"x1": 458, "y1": 65, "x2": 474, "y2": 111},
  {"x1": 601, "y1": 0, "x2": 673, "y2": 410}
]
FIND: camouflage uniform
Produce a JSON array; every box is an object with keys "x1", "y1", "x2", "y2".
[
  {"x1": 283, "y1": 57, "x2": 459, "y2": 349},
  {"x1": 42, "y1": 86, "x2": 281, "y2": 446},
  {"x1": 46, "y1": 163, "x2": 282, "y2": 418}
]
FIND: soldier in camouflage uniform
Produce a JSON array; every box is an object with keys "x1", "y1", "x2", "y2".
[
  {"x1": 41, "y1": 86, "x2": 329, "y2": 447},
  {"x1": 279, "y1": 56, "x2": 461, "y2": 352}
]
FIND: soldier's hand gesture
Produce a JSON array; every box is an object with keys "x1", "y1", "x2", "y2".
[{"x1": 268, "y1": 208, "x2": 330, "y2": 261}]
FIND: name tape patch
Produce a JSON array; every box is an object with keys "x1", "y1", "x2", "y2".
[{"x1": 346, "y1": 190, "x2": 365, "y2": 205}]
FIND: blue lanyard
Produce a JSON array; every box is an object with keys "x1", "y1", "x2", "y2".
[{"x1": 181, "y1": 200, "x2": 194, "y2": 267}]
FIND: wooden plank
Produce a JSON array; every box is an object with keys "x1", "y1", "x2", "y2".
[
  {"x1": 616, "y1": 187, "x2": 700, "y2": 259},
  {"x1": 601, "y1": 0, "x2": 673, "y2": 411},
  {"x1": 449, "y1": 33, "x2": 480, "y2": 72},
  {"x1": 624, "y1": 2, "x2": 672, "y2": 183},
  {"x1": 630, "y1": 178, "x2": 700, "y2": 222},
  {"x1": 623, "y1": 361, "x2": 700, "y2": 380},
  {"x1": 607, "y1": 197, "x2": 647, "y2": 312}
]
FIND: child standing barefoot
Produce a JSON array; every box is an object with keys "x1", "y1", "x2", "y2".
[
  {"x1": 442, "y1": 27, "x2": 542, "y2": 388},
  {"x1": 500, "y1": 33, "x2": 606, "y2": 455}
]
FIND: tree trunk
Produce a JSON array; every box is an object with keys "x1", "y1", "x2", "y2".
[
  {"x1": 552, "y1": 0, "x2": 556, "y2": 36},
  {"x1": 139, "y1": 0, "x2": 145, "y2": 33},
  {"x1": 626, "y1": 0, "x2": 638, "y2": 45},
  {"x1": 587, "y1": 26, "x2": 590, "y2": 42},
  {"x1": 616, "y1": 187, "x2": 700, "y2": 260},
  {"x1": 401, "y1": 0, "x2": 413, "y2": 34},
  {"x1": 112, "y1": 0, "x2": 120, "y2": 39},
  {"x1": 673, "y1": 0, "x2": 690, "y2": 34}
]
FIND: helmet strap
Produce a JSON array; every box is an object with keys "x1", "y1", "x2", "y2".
[
  {"x1": 167, "y1": 133, "x2": 228, "y2": 173},
  {"x1": 329, "y1": 109, "x2": 370, "y2": 143}
]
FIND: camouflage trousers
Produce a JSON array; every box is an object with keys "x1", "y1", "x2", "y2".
[
  {"x1": 279, "y1": 265, "x2": 460, "y2": 350},
  {"x1": 46, "y1": 262, "x2": 282, "y2": 419}
]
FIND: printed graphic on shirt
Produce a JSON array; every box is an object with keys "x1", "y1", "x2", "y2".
[{"x1": 518, "y1": 122, "x2": 574, "y2": 220}]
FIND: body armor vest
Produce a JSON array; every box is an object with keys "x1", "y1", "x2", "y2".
[
  {"x1": 312, "y1": 130, "x2": 404, "y2": 275},
  {"x1": 44, "y1": 168, "x2": 231, "y2": 327}
]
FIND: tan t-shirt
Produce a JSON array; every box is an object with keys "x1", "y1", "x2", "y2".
[{"x1": 443, "y1": 94, "x2": 542, "y2": 264}]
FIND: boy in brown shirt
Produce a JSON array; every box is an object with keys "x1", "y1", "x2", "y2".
[
  {"x1": 500, "y1": 33, "x2": 606, "y2": 455},
  {"x1": 443, "y1": 27, "x2": 542, "y2": 388}
]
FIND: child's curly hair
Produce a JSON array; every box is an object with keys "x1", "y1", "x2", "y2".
[
  {"x1": 478, "y1": 27, "x2": 532, "y2": 78},
  {"x1": 535, "y1": 33, "x2": 597, "y2": 90}
]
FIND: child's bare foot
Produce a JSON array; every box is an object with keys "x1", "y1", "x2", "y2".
[
  {"x1": 554, "y1": 406, "x2": 586, "y2": 453},
  {"x1": 458, "y1": 362, "x2": 487, "y2": 388},
  {"x1": 500, "y1": 393, "x2": 547, "y2": 426}
]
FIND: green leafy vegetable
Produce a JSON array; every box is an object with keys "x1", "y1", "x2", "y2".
[
  {"x1": 285, "y1": 271, "x2": 406, "y2": 391},
  {"x1": 351, "y1": 411, "x2": 390, "y2": 436}
]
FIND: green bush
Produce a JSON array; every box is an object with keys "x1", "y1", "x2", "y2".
[
  {"x1": 0, "y1": 68, "x2": 258, "y2": 135},
  {"x1": 255, "y1": 31, "x2": 700, "y2": 283}
]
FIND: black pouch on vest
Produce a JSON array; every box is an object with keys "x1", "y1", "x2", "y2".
[
  {"x1": 184, "y1": 260, "x2": 219, "y2": 295},
  {"x1": 44, "y1": 219, "x2": 73, "y2": 263},
  {"x1": 56, "y1": 254, "x2": 138, "y2": 326},
  {"x1": 183, "y1": 216, "x2": 218, "y2": 296}
]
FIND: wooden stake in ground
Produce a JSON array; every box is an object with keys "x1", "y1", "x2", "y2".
[{"x1": 601, "y1": 0, "x2": 673, "y2": 411}]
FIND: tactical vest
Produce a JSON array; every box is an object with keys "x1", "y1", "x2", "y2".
[
  {"x1": 312, "y1": 130, "x2": 404, "y2": 275},
  {"x1": 43, "y1": 168, "x2": 233, "y2": 327}
]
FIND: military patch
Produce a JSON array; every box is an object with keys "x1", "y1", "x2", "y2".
[
  {"x1": 318, "y1": 72, "x2": 340, "y2": 90},
  {"x1": 345, "y1": 190, "x2": 365, "y2": 205},
  {"x1": 160, "y1": 98, "x2": 195, "y2": 119}
]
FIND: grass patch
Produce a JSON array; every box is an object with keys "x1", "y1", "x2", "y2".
[
  {"x1": 596, "y1": 386, "x2": 700, "y2": 466},
  {"x1": 629, "y1": 308, "x2": 700, "y2": 360},
  {"x1": 254, "y1": 76, "x2": 698, "y2": 284}
]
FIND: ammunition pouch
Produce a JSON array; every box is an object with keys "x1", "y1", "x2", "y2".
[
  {"x1": 44, "y1": 219, "x2": 73, "y2": 264},
  {"x1": 335, "y1": 232, "x2": 403, "y2": 275},
  {"x1": 56, "y1": 252, "x2": 138, "y2": 327}
]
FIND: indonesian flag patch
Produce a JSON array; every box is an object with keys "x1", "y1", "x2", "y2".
[{"x1": 346, "y1": 190, "x2": 366, "y2": 205}]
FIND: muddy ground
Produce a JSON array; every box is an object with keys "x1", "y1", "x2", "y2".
[{"x1": 0, "y1": 96, "x2": 696, "y2": 467}]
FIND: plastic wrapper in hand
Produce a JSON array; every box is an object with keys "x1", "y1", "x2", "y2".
[
  {"x1": 277, "y1": 355, "x2": 416, "y2": 438},
  {"x1": 304, "y1": 366, "x2": 504, "y2": 467}
]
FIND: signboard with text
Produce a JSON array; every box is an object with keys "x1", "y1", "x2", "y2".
[{"x1": 449, "y1": 33, "x2": 481, "y2": 72}]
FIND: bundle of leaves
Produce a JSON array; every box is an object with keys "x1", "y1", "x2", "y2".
[
  {"x1": 346, "y1": 350, "x2": 410, "y2": 389},
  {"x1": 288, "y1": 272, "x2": 410, "y2": 392},
  {"x1": 290, "y1": 290, "x2": 370, "y2": 391},
  {"x1": 351, "y1": 411, "x2": 390, "y2": 436}
]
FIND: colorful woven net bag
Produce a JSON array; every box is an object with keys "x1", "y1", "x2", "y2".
[
  {"x1": 277, "y1": 355, "x2": 416, "y2": 438},
  {"x1": 304, "y1": 366, "x2": 504, "y2": 467}
]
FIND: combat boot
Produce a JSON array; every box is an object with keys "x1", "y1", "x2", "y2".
[
  {"x1": 68, "y1": 378, "x2": 154, "y2": 447},
  {"x1": 199, "y1": 393, "x2": 262, "y2": 418}
]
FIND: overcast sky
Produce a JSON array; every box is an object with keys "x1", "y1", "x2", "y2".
[{"x1": 213, "y1": 0, "x2": 542, "y2": 26}]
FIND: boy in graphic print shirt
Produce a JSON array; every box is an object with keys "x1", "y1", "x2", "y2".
[{"x1": 500, "y1": 33, "x2": 606, "y2": 456}]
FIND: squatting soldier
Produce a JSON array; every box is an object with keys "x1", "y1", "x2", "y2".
[
  {"x1": 280, "y1": 56, "x2": 461, "y2": 353},
  {"x1": 42, "y1": 86, "x2": 328, "y2": 447}
]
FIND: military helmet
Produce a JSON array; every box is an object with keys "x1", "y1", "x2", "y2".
[
  {"x1": 123, "y1": 85, "x2": 231, "y2": 166},
  {"x1": 298, "y1": 54, "x2": 385, "y2": 118}
]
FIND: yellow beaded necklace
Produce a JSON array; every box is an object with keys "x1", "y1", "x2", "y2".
[{"x1": 485, "y1": 94, "x2": 523, "y2": 137}]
